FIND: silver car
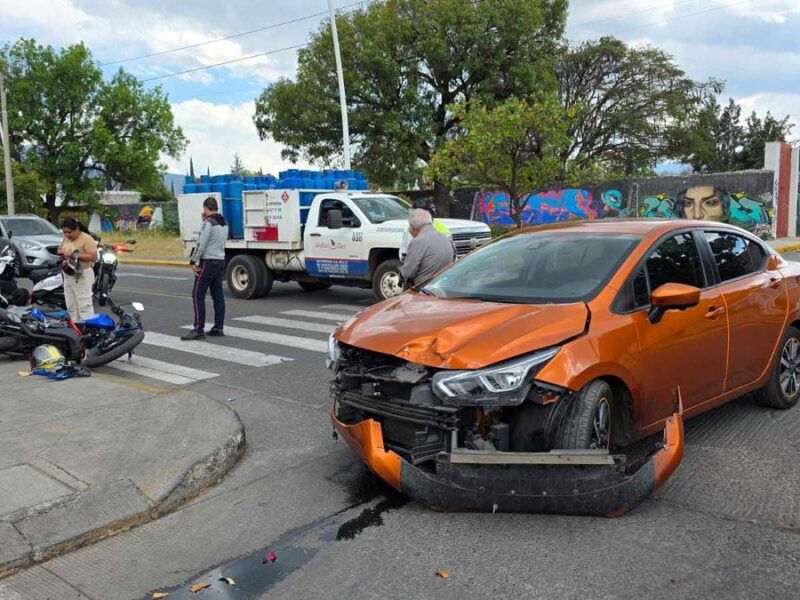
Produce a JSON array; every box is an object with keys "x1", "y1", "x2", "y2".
[{"x1": 0, "y1": 214, "x2": 62, "y2": 276}]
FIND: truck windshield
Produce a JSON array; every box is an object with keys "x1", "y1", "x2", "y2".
[
  {"x1": 351, "y1": 196, "x2": 410, "y2": 224},
  {"x1": 1, "y1": 218, "x2": 60, "y2": 236},
  {"x1": 422, "y1": 232, "x2": 641, "y2": 304}
]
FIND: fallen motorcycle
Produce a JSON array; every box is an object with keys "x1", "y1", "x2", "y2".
[
  {"x1": 0, "y1": 293, "x2": 145, "y2": 368},
  {"x1": 29, "y1": 260, "x2": 66, "y2": 309}
]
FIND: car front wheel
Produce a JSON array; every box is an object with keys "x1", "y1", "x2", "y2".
[
  {"x1": 554, "y1": 380, "x2": 612, "y2": 450},
  {"x1": 756, "y1": 326, "x2": 800, "y2": 409}
]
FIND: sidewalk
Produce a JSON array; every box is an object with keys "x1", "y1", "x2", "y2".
[{"x1": 0, "y1": 360, "x2": 244, "y2": 578}]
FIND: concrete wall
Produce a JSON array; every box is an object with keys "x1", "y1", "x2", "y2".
[{"x1": 469, "y1": 171, "x2": 776, "y2": 237}]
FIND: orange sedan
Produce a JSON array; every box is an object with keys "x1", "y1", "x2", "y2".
[{"x1": 328, "y1": 220, "x2": 800, "y2": 515}]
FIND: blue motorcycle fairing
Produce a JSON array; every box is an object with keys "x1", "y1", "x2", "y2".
[{"x1": 80, "y1": 314, "x2": 116, "y2": 330}]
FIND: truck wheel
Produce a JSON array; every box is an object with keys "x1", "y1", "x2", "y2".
[
  {"x1": 373, "y1": 259, "x2": 403, "y2": 301},
  {"x1": 554, "y1": 380, "x2": 612, "y2": 450},
  {"x1": 755, "y1": 326, "x2": 800, "y2": 409},
  {"x1": 226, "y1": 255, "x2": 272, "y2": 299},
  {"x1": 298, "y1": 281, "x2": 331, "y2": 292}
]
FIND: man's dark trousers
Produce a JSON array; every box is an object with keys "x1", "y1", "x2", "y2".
[{"x1": 192, "y1": 259, "x2": 225, "y2": 332}]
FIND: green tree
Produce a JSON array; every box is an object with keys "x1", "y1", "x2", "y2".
[
  {"x1": 0, "y1": 39, "x2": 186, "y2": 221},
  {"x1": 557, "y1": 37, "x2": 712, "y2": 175},
  {"x1": 254, "y1": 0, "x2": 568, "y2": 216},
  {"x1": 0, "y1": 162, "x2": 48, "y2": 216},
  {"x1": 676, "y1": 94, "x2": 793, "y2": 172},
  {"x1": 230, "y1": 153, "x2": 245, "y2": 177},
  {"x1": 427, "y1": 97, "x2": 572, "y2": 229}
]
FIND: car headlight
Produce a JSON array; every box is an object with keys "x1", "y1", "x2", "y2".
[
  {"x1": 102, "y1": 252, "x2": 117, "y2": 264},
  {"x1": 432, "y1": 347, "x2": 560, "y2": 406},
  {"x1": 17, "y1": 242, "x2": 43, "y2": 252},
  {"x1": 326, "y1": 334, "x2": 341, "y2": 370}
]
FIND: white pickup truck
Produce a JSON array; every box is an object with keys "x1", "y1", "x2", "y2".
[{"x1": 178, "y1": 190, "x2": 491, "y2": 301}]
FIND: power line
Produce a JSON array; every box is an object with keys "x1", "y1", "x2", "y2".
[
  {"x1": 571, "y1": 0, "x2": 697, "y2": 29},
  {"x1": 608, "y1": 0, "x2": 753, "y2": 36},
  {"x1": 140, "y1": 43, "x2": 308, "y2": 83},
  {"x1": 101, "y1": 0, "x2": 369, "y2": 66}
]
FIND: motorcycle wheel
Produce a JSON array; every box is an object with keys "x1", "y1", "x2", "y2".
[
  {"x1": 97, "y1": 273, "x2": 111, "y2": 306},
  {"x1": 82, "y1": 329, "x2": 145, "y2": 368},
  {"x1": 0, "y1": 336, "x2": 18, "y2": 352}
]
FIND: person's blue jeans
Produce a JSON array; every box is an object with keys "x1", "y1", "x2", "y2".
[{"x1": 192, "y1": 259, "x2": 225, "y2": 332}]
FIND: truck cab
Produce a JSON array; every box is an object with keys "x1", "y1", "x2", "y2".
[{"x1": 179, "y1": 189, "x2": 491, "y2": 301}]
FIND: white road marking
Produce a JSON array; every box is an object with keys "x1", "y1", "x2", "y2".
[
  {"x1": 144, "y1": 332, "x2": 292, "y2": 367},
  {"x1": 116, "y1": 273, "x2": 188, "y2": 281},
  {"x1": 105, "y1": 355, "x2": 218, "y2": 385},
  {"x1": 182, "y1": 324, "x2": 327, "y2": 353},
  {"x1": 281, "y1": 309, "x2": 351, "y2": 322},
  {"x1": 320, "y1": 304, "x2": 371, "y2": 312},
  {"x1": 234, "y1": 315, "x2": 335, "y2": 334}
]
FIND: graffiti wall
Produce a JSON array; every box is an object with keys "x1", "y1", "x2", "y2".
[{"x1": 471, "y1": 171, "x2": 776, "y2": 237}]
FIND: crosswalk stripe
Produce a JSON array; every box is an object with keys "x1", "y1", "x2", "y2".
[
  {"x1": 321, "y1": 304, "x2": 370, "y2": 312},
  {"x1": 182, "y1": 324, "x2": 327, "y2": 353},
  {"x1": 282, "y1": 309, "x2": 351, "y2": 322},
  {"x1": 234, "y1": 315, "x2": 334, "y2": 334},
  {"x1": 144, "y1": 332, "x2": 292, "y2": 367},
  {"x1": 105, "y1": 355, "x2": 218, "y2": 385}
]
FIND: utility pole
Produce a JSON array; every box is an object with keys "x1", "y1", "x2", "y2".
[
  {"x1": 327, "y1": 0, "x2": 351, "y2": 170},
  {"x1": 0, "y1": 72, "x2": 15, "y2": 215}
]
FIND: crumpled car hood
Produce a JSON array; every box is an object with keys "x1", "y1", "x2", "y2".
[{"x1": 337, "y1": 293, "x2": 589, "y2": 369}]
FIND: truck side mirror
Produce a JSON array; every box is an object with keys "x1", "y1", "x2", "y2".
[{"x1": 326, "y1": 209, "x2": 343, "y2": 230}]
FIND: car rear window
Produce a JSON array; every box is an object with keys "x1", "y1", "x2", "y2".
[
  {"x1": 704, "y1": 232, "x2": 766, "y2": 282},
  {"x1": 422, "y1": 232, "x2": 641, "y2": 304}
]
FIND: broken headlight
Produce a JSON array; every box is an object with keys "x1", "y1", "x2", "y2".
[
  {"x1": 326, "y1": 334, "x2": 341, "y2": 370},
  {"x1": 432, "y1": 347, "x2": 559, "y2": 406}
]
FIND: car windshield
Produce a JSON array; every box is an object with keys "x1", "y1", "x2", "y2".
[
  {"x1": 1, "y1": 218, "x2": 60, "y2": 236},
  {"x1": 351, "y1": 196, "x2": 410, "y2": 224},
  {"x1": 423, "y1": 232, "x2": 642, "y2": 304}
]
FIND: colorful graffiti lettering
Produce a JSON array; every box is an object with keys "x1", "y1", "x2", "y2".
[
  {"x1": 474, "y1": 181, "x2": 774, "y2": 236},
  {"x1": 101, "y1": 215, "x2": 137, "y2": 232}
]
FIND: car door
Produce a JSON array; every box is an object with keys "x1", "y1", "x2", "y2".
[
  {"x1": 305, "y1": 199, "x2": 366, "y2": 279},
  {"x1": 701, "y1": 231, "x2": 787, "y2": 391},
  {"x1": 624, "y1": 232, "x2": 728, "y2": 426}
]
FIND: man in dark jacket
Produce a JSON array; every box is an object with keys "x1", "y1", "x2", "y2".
[{"x1": 182, "y1": 197, "x2": 229, "y2": 340}]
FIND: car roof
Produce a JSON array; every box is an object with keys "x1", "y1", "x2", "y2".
[{"x1": 510, "y1": 218, "x2": 754, "y2": 237}]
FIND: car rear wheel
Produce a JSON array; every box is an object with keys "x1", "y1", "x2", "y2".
[
  {"x1": 555, "y1": 380, "x2": 612, "y2": 450},
  {"x1": 756, "y1": 326, "x2": 800, "y2": 409}
]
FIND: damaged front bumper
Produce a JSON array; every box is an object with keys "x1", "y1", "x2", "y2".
[{"x1": 330, "y1": 410, "x2": 683, "y2": 516}]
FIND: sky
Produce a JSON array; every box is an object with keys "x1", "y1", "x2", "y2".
[{"x1": 1, "y1": 0, "x2": 799, "y2": 177}]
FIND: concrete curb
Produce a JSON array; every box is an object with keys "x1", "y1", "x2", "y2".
[
  {"x1": 774, "y1": 243, "x2": 800, "y2": 255},
  {"x1": 0, "y1": 406, "x2": 245, "y2": 580},
  {"x1": 118, "y1": 258, "x2": 188, "y2": 267}
]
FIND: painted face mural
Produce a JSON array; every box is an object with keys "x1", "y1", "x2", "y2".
[{"x1": 678, "y1": 186, "x2": 726, "y2": 221}]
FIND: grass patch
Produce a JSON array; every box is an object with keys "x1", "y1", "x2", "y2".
[{"x1": 100, "y1": 231, "x2": 185, "y2": 258}]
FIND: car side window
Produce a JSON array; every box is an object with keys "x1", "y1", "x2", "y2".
[
  {"x1": 646, "y1": 233, "x2": 705, "y2": 292},
  {"x1": 704, "y1": 232, "x2": 764, "y2": 282},
  {"x1": 318, "y1": 200, "x2": 357, "y2": 228}
]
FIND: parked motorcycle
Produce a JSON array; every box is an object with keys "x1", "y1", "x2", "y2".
[
  {"x1": 29, "y1": 261, "x2": 66, "y2": 309},
  {"x1": 0, "y1": 292, "x2": 145, "y2": 368},
  {"x1": 94, "y1": 239, "x2": 135, "y2": 306}
]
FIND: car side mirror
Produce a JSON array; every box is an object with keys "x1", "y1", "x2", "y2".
[
  {"x1": 766, "y1": 254, "x2": 781, "y2": 270},
  {"x1": 648, "y1": 283, "x2": 701, "y2": 324},
  {"x1": 326, "y1": 209, "x2": 343, "y2": 230}
]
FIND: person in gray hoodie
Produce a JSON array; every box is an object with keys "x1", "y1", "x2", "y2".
[{"x1": 182, "y1": 197, "x2": 229, "y2": 340}]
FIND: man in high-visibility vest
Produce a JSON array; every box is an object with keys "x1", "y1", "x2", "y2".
[{"x1": 399, "y1": 198, "x2": 453, "y2": 262}]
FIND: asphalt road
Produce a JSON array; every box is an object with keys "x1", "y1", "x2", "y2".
[{"x1": 1, "y1": 264, "x2": 799, "y2": 600}]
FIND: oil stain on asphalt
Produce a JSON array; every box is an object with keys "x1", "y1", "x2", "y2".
[{"x1": 146, "y1": 478, "x2": 408, "y2": 599}]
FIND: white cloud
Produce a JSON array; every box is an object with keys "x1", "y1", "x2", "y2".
[
  {"x1": 738, "y1": 93, "x2": 799, "y2": 134},
  {"x1": 165, "y1": 100, "x2": 312, "y2": 176},
  {"x1": 728, "y1": 0, "x2": 800, "y2": 23},
  {"x1": 0, "y1": 0, "x2": 95, "y2": 43}
]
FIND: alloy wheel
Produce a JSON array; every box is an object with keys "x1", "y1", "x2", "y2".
[
  {"x1": 590, "y1": 397, "x2": 611, "y2": 450},
  {"x1": 779, "y1": 337, "x2": 800, "y2": 397}
]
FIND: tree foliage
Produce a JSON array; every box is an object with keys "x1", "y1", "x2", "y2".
[
  {"x1": 0, "y1": 39, "x2": 186, "y2": 221},
  {"x1": 557, "y1": 37, "x2": 712, "y2": 175},
  {"x1": 230, "y1": 153, "x2": 245, "y2": 177},
  {"x1": 428, "y1": 97, "x2": 572, "y2": 228},
  {"x1": 675, "y1": 94, "x2": 793, "y2": 173},
  {"x1": 0, "y1": 162, "x2": 48, "y2": 216},
  {"x1": 253, "y1": 0, "x2": 568, "y2": 215}
]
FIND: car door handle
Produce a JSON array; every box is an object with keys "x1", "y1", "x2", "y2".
[
  {"x1": 705, "y1": 306, "x2": 725, "y2": 320},
  {"x1": 769, "y1": 277, "x2": 782, "y2": 289},
  {"x1": 309, "y1": 233, "x2": 321, "y2": 237}
]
